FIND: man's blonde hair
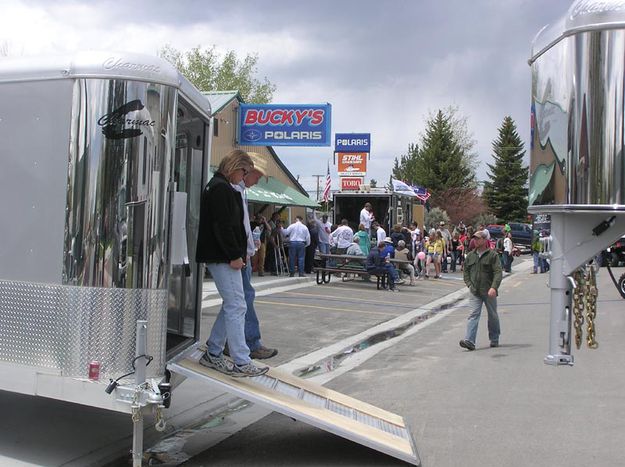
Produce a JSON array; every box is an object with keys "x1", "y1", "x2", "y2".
[{"x1": 218, "y1": 149, "x2": 253, "y2": 177}]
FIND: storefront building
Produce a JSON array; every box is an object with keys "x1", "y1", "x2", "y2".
[{"x1": 204, "y1": 91, "x2": 318, "y2": 221}]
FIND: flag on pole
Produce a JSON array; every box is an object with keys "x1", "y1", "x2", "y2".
[{"x1": 322, "y1": 161, "x2": 331, "y2": 203}]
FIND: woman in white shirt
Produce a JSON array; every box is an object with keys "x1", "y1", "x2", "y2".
[{"x1": 503, "y1": 232, "x2": 513, "y2": 273}]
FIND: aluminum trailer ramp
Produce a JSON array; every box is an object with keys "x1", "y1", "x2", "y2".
[{"x1": 168, "y1": 346, "x2": 420, "y2": 465}]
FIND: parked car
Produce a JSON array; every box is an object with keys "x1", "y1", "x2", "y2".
[
  {"x1": 508, "y1": 222, "x2": 533, "y2": 246},
  {"x1": 486, "y1": 224, "x2": 505, "y2": 239},
  {"x1": 486, "y1": 223, "x2": 533, "y2": 247}
]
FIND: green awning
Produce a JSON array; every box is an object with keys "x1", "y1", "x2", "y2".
[{"x1": 247, "y1": 176, "x2": 319, "y2": 208}]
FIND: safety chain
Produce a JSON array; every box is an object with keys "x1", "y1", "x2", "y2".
[
  {"x1": 585, "y1": 266, "x2": 599, "y2": 349},
  {"x1": 572, "y1": 269, "x2": 585, "y2": 349},
  {"x1": 153, "y1": 404, "x2": 166, "y2": 432},
  {"x1": 131, "y1": 388, "x2": 142, "y2": 423},
  {"x1": 131, "y1": 404, "x2": 142, "y2": 423},
  {"x1": 571, "y1": 265, "x2": 599, "y2": 350}
]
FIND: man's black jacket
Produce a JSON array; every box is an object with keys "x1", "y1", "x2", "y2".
[
  {"x1": 366, "y1": 247, "x2": 384, "y2": 270},
  {"x1": 196, "y1": 172, "x2": 247, "y2": 263}
]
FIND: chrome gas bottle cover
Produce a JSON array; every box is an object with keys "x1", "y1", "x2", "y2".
[{"x1": 530, "y1": 0, "x2": 625, "y2": 210}]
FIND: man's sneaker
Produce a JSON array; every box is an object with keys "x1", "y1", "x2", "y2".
[
  {"x1": 250, "y1": 346, "x2": 278, "y2": 360},
  {"x1": 490, "y1": 341, "x2": 499, "y2": 348},
  {"x1": 396, "y1": 278, "x2": 405, "y2": 285},
  {"x1": 231, "y1": 362, "x2": 269, "y2": 378},
  {"x1": 199, "y1": 352, "x2": 234, "y2": 375},
  {"x1": 459, "y1": 339, "x2": 476, "y2": 351}
]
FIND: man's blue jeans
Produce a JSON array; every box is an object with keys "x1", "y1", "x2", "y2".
[
  {"x1": 206, "y1": 263, "x2": 250, "y2": 365},
  {"x1": 465, "y1": 292, "x2": 500, "y2": 345},
  {"x1": 533, "y1": 252, "x2": 540, "y2": 273},
  {"x1": 242, "y1": 263, "x2": 262, "y2": 352},
  {"x1": 289, "y1": 241, "x2": 306, "y2": 275},
  {"x1": 319, "y1": 242, "x2": 330, "y2": 254}
]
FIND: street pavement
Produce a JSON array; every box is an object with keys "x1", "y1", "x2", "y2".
[
  {"x1": 184, "y1": 260, "x2": 625, "y2": 467},
  {"x1": 2, "y1": 260, "x2": 624, "y2": 467}
]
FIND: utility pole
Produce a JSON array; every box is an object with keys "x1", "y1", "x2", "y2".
[{"x1": 312, "y1": 174, "x2": 324, "y2": 201}]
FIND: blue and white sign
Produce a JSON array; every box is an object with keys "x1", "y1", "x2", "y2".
[
  {"x1": 238, "y1": 103, "x2": 332, "y2": 146},
  {"x1": 334, "y1": 133, "x2": 371, "y2": 152}
]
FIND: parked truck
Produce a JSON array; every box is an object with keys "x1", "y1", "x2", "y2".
[{"x1": 332, "y1": 189, "x2": 423, "y2": 234}]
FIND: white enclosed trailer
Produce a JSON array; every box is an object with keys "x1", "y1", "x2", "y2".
[
  {"x1": 529, "y1": 0, "x2": 625, "y2": 365},
  {"x1": 0, "y1": 52, "x2": 420, "y2": 465}
]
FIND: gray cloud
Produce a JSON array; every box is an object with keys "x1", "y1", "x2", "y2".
[{"x1": 7, "y1": 0, "x2": 574, "y2": 192}]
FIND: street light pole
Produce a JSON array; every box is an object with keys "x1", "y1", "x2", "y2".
[{"x1": 312, "y1": 174, "x2": 324, "y2": 201}]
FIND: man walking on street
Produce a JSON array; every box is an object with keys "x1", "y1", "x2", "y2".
[{"x1": 460, "y1": 230, "x2": 503, "y2": 351}]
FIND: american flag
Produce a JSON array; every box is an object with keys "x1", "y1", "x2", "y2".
[{"x1": 322, "y1": 161, "x2": 331, "y2": 203}]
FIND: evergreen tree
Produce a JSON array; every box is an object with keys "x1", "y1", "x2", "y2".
[
  {"x1": 413, "y1": 110, "x2": 476, "y2": 193},
  {"x1": 483, "y1": 116, "x2": 528, "y2": 222},
  {"x1": 160, "y1": 45, "x2": 276, "y2": 103},
  {"x1": 392, "y1": 109, "x2": 477, "y2": 194},
  {"x1": 392, "y1": 143, "x2": 419, "y2": 182}
]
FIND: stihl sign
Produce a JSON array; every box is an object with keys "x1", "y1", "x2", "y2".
[{"x1": 337, "y1": 152, "x2": 367, "y2": 176}]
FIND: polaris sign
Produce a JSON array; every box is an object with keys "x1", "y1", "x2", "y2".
[
  {"x1": 238, "y1": 103, "x2": 332, "y2": 146},
  {"x1": 334, "y1": 133, "x2": 370, "y2": 152}
]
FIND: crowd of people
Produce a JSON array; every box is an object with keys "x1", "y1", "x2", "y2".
[{"x1": 245, "y1": 201, "x2": 544, "y2": 284}]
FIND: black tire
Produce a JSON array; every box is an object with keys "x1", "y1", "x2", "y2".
[{"x1": 618, "y1": 273, "x2": 625, "y2": 300}]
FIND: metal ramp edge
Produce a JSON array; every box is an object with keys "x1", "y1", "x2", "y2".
[{"x1": 167, "y1": 346, "x2": 420, "y2": 466}]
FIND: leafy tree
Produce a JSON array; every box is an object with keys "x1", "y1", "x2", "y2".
[
  {"x1": 159, "y1": 45, "x2": 276, "y2": 103},
  {"x1": 430, "y1": 187, "x2": 487, "y2": 226},
  {"x1": 393, "y1": 109, "x2": 477, "y2": 197},
  {"x1": 482, "y1": 116, "x2": 528, "y2": 222},
  {"x1": 424, "y1": 207, "x2": 450, "y2": 231}
]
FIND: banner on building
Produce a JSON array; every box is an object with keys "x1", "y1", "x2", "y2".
[
  {"x1": 337, "y1": 152, "x2": 367, "y2": 176},
  {"x1": 238, "y1": 103, "x2": 332, "y2": 146},
  {"x1": 334, "y1": 133, "x2": 371, "y2": 153},
  {"x1": 340, "y1": 177, "x2": 364, "y2": 191}
]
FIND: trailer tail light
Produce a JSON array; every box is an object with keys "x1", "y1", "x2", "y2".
[{"x1": 88, "y1": 361, "x2": 100, "y2": 381}]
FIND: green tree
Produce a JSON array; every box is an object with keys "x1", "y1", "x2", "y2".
[
  {"x1": 482, "y1": 116, "x2": 528, "y2": 222},
  {"x1": 392, "y1": 143, "x2": 419, "y2": 182},
  {"x1": 159, "y1": 45, "x2": 276, "y2": 103},
  {"x1": 394, "y1": 109, "x2": 476, "y2": 195},
  {"x1": 424, "y1": 207, "x2": 450, "y2": 231}
]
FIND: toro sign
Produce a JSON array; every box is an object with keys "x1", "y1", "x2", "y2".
[
  {"x1": 334, "y1": 133, "x2": 370, "y2": 152},
  {"x1": 239, "y1": 103, "x2": 332, "y2": 146},
  {"x1": 340, "y1": 177, "x2": 363, "y2": 191}
]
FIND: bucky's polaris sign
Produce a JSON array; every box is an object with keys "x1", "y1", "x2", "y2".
[{"x1": 239, "y1": 103, "x2": 332, "y2": 146}]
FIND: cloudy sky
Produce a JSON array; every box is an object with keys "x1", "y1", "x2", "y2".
[{"x1": 1, "y1": 0, "x2": 573, "y2": 198}]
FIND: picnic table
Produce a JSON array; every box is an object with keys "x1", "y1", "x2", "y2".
[{"x1": 314, "y1": 253, "x2": 410, "y2": 289}]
